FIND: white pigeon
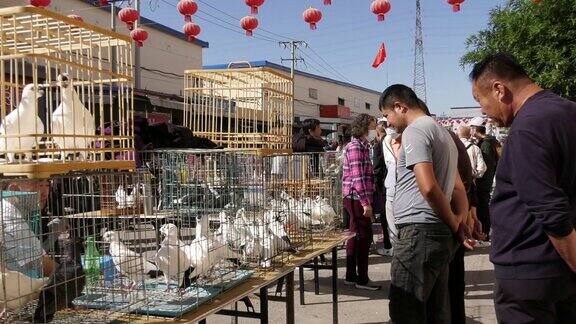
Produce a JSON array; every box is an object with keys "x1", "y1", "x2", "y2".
[
  {"x1": 103, "y1": 230, "x2": 159, "y2": 289},
  {"x1": 185, "y1": 216, "x2": 242, "y2": 279},
  {"x1": 311, "y1": 196, "x2": 337, "y2": 226},
  {"x1": 0, "y1": 84, "x2": 45, "y2": 163},
  {"x1": 259, "y1": 211, "x2": 293, "y2": 267},
  {"x1": 0, "y1": 269, "x2": 46, "y2": 317},
  {"x1": 154, "y1": 224, "x2": 191, "y2": 291},
  {"x1": 115, "y1": 185, "x2": 127, "y2": 208},
  {"x1": 52, "y1": 73, "x2": 95, "y2": 161}
]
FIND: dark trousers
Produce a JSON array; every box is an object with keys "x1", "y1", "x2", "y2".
[
  {"x1": 343, "y1": 198, "x2": 372, "y2": 285},
  {"x1": 448, "y1": 244, "x2": 466, "y2": 324},
  {"x1": 476, "y1": 186, "x2": 492, "y2": 238},
  {"x1": 389, "y1": 223, "x2": 456, "y2": 324},
  {"x1": 495, "y1": 275, "x2": 576, "y2": 324},
  {"x1": 374, "y1": 190, "x2": 392, "y2": 249}
]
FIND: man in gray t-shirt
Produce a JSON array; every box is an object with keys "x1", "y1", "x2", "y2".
[
  {"x1": 394, "y1": 115, "x2": 458, "y2": 225},
  {"x1": 379, "y1": 84, "x2": 469, "y2": 324}
]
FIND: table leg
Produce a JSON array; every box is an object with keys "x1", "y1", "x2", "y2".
[
  {"x1": 286, "y1": 271, "x2": 295, "y2": 324},
  {"x1": 332, "y1": 247, "x2": 338, "y2": 324},
  {"x1": 260, "y1": 286, "x2": 269, "y2": 324},
  {"x1": 314, "y1": 257, "x2": 320, "y2": 295},
  {"x1": 299, "y1": 266, "x2": 305, "y2": 305}
]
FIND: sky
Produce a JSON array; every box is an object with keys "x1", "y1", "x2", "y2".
[{"x1": 138, "y1": 0, "x2": 509, "y2": 116}]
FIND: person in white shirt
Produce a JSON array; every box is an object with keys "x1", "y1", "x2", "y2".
[
  {"x1": 377, "y1": 119, "x2": 400, "y2": 256},
  {"x1": 458, "y1": 125, "x2": 487, "y2": 179}
]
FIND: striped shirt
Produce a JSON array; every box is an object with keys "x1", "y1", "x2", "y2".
[{"x1": 342, "y1": 137, "x2": 374, "y2": 207}]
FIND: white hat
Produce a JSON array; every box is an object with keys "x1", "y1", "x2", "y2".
[{"x1": 468, "y1": 116, "x2": 485, "y2": 127}]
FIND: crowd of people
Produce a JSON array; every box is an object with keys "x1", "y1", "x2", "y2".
[{"x1": 340, "y1": 53, "x2": 576, "y2": 324}]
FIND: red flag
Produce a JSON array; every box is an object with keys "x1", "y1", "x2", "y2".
[{"x1": 372, "y1": 43, "x2": 387, "y2": 68}]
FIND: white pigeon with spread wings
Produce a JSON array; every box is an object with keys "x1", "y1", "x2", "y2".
[
  {"x1": 103, "y1": 230, "x2": 159, "y2": 289},
  {"x1": 0, "y1": 269, "x2": 46, "y2": 318},
  {"x1": 52, "y1": 73, "x2": 95, "y2": 160},
  {"x1": 0, "y1": 84, "x2": 45, "y2": 163},
  {"x1": 154, "y1": 224, "x2": 191, "y2": 291}
]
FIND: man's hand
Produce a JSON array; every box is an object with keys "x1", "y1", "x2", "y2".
[
  {"x1": 363, "y1": 205, "x2": 373, "y2": 218},
  {"x1": 456, "y1": 221, "x2": 476, "y2": 250}
]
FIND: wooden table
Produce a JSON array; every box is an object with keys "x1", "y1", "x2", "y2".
[{"x1": 118, "y1": 232, "x2": 353, "y2": 324}]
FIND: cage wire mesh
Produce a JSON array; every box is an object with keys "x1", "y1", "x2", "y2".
[
  {"x1": 0, "y1": 6, "x2": 134, "y2": 178},
  {"x1": 183, "y1": 67, "x2": 293, "y2": 150},
  {"x1": 137, "y1": 150, "x2": 254, "y2": 316}
]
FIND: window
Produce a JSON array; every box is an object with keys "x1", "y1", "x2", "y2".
[
  {"x1": 365, "y1": 102, "x2": 371, "y2": 110},
  {"x1": 338, "y1": 97, "x2": 345, "y2": 106},
  {"x1": 308, "y1": 88, "x2": 318, "y2": 99}
]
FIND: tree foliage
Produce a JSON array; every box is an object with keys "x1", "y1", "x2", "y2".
[{"x1": 461, "y1": 0, "x2": 576, "y2": 99}]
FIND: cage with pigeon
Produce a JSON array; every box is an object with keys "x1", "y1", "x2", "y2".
[
  {"x1": 183, "y1": 66, "x2": 293, "y2": 151},
  {"x1": 0, "y1": 6, "x2": 134, "y2": 178},
  {"x1": 0, "y1": 169, "x2": 252, "y2": 321}
]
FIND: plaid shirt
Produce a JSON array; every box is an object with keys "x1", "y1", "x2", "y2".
[{"x1": 342, "y1": 137, "x2": 374, "y2": 207}]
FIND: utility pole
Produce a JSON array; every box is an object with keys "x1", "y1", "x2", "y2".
[
  {"x1": 280, "y1": 41, "x2": 306, "y2": 126},
  {"x1": 413, "y1": 0, "x2": 427, "y2": 103},
  {"x1": 134, "y1": 0, "x2": 141, "y2": 90}
]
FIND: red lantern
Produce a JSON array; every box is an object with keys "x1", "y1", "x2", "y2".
[
  {"x1": 67, "y1": 14, "x2": 84, "y2": 22},
  {"x1": 447, "y1": 0, "x2": 465, "y2": 12},
  {"x1": 183, "y1": 22, "x2": 201, "y2": 42},
  {"x1": 303, "y1": 7, "x2": 322, "y2": 30},
  {"x1": 532, "y1": 0, "x2": 542, "y2": 3},
  {"x1": 29, "y1": 0, "x2": 51, "y2": 8},
  {"x1": 371, "y1": 0, "x2": 391, "y2": 22},
  {"x1": 131, "y1": 28, "x2": 148, "y2": 47},
  {"x1": 324, "y1": 0, "x2": 332, "y2": 5},
  {"x1": 177, "y1": 0, "x2": 198, "y2": 22},
  {"x1": 245, "y1": 0, "x2": 265, "y2": 15},
  {"x1": 99, "y1": 0, "x2": 108, "y2": 6},
  {"x1": 240, "y1": 15, "x2": 259, "y2": 36},
  {"x1": 118, "y1": 7, "x2": 139, "y2": 31}
]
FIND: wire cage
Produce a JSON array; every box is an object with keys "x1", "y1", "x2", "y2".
[
  {"x1": 266, "y1": 151, "x2": 342, "y2": 241},
  {"x1": 0, "y1": 6, "x2": 134, "y2": 178},
  {"x1": 0, "y1": 172, "x2": 159, "y2": 323},
  {"x1": 183, "y1": 67, "x2": 293, "y2": 150}
]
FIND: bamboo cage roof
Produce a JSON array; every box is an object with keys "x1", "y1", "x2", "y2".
[
  {"x1": 184, "y1": 67, "x2": 293, "y2": 88},
  {"x1": 0, "y1": 6, "x2": 132, "y2": 56}
]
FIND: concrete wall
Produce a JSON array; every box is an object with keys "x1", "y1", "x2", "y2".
[
  {"x1": 293, "y1": 73, "x2": 381, "y2": 120},
  {"x1": 3, "y1": 0, "x2": 204, "y2": 96}
]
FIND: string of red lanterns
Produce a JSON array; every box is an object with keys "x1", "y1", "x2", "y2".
[
  {"x1": 29, "y1": 0, "x2": 51, "y2": 8},
  {"x1": 177, "y1": 0, "x2": 198, "y2": 22},
  {"x1": 324, "y1": 0, "x2": 332, "y2": 5},
  {"x1": 447, "y1": 0, "x2": 465, "y2": 13},
  {"x1": 118, "y1": 7, "x2": 139, "y2": 31},
  {"x1": 183, "y1": 22, "x2": 202, "y2": 42},
  {"x1": 131, "y1": 28, "x2": 148, "y2": 47},
  {"x1": 371, "y1": 0, "x2": 391, "y2": 22},
  {"x1": 245, "y1": 0, "x2": 265, "y2": 15},
  {"x1": 98, "y1": 0, "x2": 108, "y2": 6},
  {"x1": 240, "y1": 15, "x2": 259, "y2": 36},
  {"x1": 303, "y1": 7, "x2": 322, "y2": 30}
]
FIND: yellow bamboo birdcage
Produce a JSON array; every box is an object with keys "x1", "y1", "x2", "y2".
[
  {"x1": 184, "y1": 67, "x2": 293, "y2": 150},
  {"x1": 0, "y1": 6, "x2": 134, "y2": 178}
]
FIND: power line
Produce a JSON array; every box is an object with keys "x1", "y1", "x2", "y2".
[{"x1": 305, "y1": 46, "x2": 354, "y2": 84}]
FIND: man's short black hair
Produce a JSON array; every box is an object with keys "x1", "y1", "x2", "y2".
[
  {"x1": 469, "y1": 53, "x2": 529, "y2": 82},
  {"x1": 379, "y1": 84, "x2": 421, "y2": 111},
  {"x1": 302, "y1": 118, "x2": 321, "y2": 134}
]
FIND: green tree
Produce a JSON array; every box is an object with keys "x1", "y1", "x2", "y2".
[{"x1": 461, "y1": 0, "x2": 576, "y2": 99}]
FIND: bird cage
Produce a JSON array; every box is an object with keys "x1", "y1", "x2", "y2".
[
  {"x1": 184, "y1": 67, "x2": 293, "y2": 151},
  {"x1": 0, "y1": 172, "x2": 149, "y2": 323},
  {"x1": 268, "y1": 152, "x2": 343, "y2": 239},
  {"x1": 0, "y1": 6, "x2": 134, "y2": 179}
]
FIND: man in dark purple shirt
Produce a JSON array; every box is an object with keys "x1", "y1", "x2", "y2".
[{"x1": 470, "y1": 53, "x2": 576, "y2": 323}]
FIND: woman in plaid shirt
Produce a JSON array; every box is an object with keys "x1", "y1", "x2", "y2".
[{"x1": 342, "y1": 113, "x2": 380, "y2": 291}]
